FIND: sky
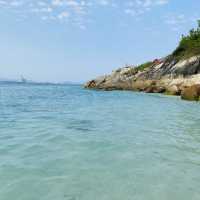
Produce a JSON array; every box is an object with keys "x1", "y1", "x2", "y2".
[{"x1": 0, "y1": 0, "x2": 200, "y2": 83}]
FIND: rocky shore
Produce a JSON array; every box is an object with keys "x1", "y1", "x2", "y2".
[{"x1": 85, "y1": 55, "x2": 200, "y2": 101}]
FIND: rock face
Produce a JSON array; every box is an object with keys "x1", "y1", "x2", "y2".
[
  {"x1": 181, "y1": 85, "x2": 200, "y2": 101},
  {"x1": 85, "y1": 55, "x2": 200, "y2": 101}
]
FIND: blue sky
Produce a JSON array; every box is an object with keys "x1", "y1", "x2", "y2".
[{"x1": 0, "y1": 0, "x2": 199, "y2": 82}]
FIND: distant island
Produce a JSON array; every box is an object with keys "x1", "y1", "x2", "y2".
[
  {"x1": 0, "y1": 77, "x2": 80, "y2": 86},
  {"x1": 85, "y1": 20, "x2": 200, "y2": 101},
  {"x1": 0, "y1": 76, "x2": 31, "y2": 84}
]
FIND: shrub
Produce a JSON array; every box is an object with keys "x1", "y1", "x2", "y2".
[
  {"x1": 172, "y1": 20, "x2": 200, "y2": 60},
  {"x1": 135, "y1": 61, "x2": 153, "y2": 72}
]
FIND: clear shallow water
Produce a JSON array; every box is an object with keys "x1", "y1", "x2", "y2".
[{"x1": 0, "y1": 83, "x2": 200, "y2": 200}]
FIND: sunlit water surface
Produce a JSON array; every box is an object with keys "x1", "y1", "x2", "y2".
[{"x1": 0, "y1": 83, "x2": 200, "y2": 200}]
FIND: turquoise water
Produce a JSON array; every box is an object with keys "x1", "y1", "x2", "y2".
[{"x1": 0, "y1": 83, "x2": 200, "y2": 200}]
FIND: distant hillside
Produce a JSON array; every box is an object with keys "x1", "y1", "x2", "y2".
[{"x1": 0, "y1": 78, "x2": 19, "y2": 83}]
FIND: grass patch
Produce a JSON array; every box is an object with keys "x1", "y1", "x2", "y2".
[{"x1": 135, "y1": 61, "x2": 153, "y2": 72}]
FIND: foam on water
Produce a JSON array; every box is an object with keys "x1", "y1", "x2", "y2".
[{"x1": 0, "y1": 83, "x2": 200, "y2": 200}]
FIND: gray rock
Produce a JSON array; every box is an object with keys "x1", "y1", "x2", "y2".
[{"x1": 85, "y1": 55, "x2": 200, "y2": 100}]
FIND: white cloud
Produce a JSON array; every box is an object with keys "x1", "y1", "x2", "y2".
[
  {"x1": 164, "y1": 13, "x2": 200, "y2": 32},
  {"x1": 165, "y1": 14, "x2": 186, "y2": 25},
  {"x1": 58, "y1": 11, "x2": 70, "y2": 19},
  {"x1": 10, "y1": 0, "x2": 24, "y2": 7},
  {"x1": 52, "y1": 0, "x2": 63, "y2": 6},
  {"x1": 0, "y1": 0, "x2": 170, "y2": 29},
  {"x1": 156, "y1": 0, "x2": 168, "y2": 5},
  {"x1": 124, "y1": 0, "x2": 169, "y2": 16},
  {"x1": 98, "y1": 0, "x2": 109, "y2": 6}
]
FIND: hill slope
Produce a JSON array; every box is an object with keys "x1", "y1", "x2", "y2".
[{"x1": 85, "y1": 21, "x2": 200, "y2": 101}]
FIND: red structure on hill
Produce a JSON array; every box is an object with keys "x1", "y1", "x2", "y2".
[{"x1": 153, "y1": 59, "x2": 163, "y2": 65}]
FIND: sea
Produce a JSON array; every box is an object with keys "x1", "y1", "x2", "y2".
[{"x1": 0, "y1": 82, "x2": 200, "y2": 200}]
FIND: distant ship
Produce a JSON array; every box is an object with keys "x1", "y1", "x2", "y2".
[{"x1": 21, "y1": 76, "x2": 27, "y2": 83}]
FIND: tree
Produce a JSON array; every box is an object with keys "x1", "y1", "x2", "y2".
[
  {"x1": 198, "y1": 20, "x2": 200, "y2": 28},
  {"x1": 189, "y1": 28, "x2": 195, "y2": 36}
]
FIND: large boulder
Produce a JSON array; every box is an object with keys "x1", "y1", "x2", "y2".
[
  {"x1": 181, "y1": 84, "x2": 200, "y2": 101},
  {"x1": 85, "y1": 80, "x2": 96, "y2": 88},
  {"x1": 171, "y1": 56, "x2": 200, "y2": 76},
  {"x1": 165, "y1": 85, "x2": 181, "y2": 95},
  {"x1": 85, "y1": 76, "x2": 107, "y2": 89},
  {"x1": 145, "y1": 85, "x2": 165, "y2": 93}
]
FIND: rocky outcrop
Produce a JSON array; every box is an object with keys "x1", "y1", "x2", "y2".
[
  {"x1": 85, "y1": 55, "x2": 200, "y2": 101},
  {"x1": 181, "y1": 85, "x2": 200, "y2": 101}
]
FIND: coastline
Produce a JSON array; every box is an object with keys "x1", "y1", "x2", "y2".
[{"x1": 85, "y1": 55, "x2": 200, "y2": 101}]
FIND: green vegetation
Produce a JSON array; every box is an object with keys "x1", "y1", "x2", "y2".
[
  {"x1": 135, "y1": 61, "x2": 153, "y2": 72},
  {"x1": 172, "y1": 20, "x2": 200, "y2": 60},
  {"x1": 128, "y1": 20, "x2": 200, "y2": 73}
]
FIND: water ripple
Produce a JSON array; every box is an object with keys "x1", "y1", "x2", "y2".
[{"x1": 0, "y1": 83, "x2": 200, "y2": 200}]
